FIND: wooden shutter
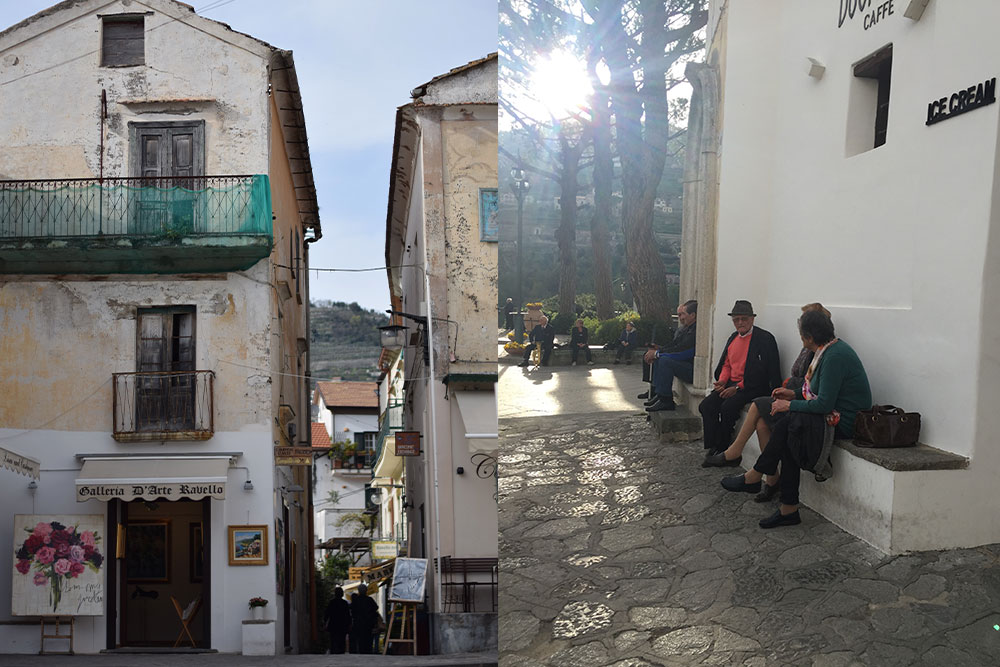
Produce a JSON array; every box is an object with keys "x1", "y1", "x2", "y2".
[{"x1": 102, "y1": 17, "x2": 144, "y2": 67}]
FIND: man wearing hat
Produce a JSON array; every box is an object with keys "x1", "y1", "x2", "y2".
[{"x1": 699, "y1": 300, "x2": 781, "y2": 455}]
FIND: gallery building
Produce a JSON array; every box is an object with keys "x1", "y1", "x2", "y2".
[
  {"x1": 0, "y1": 0, "x2": 318, "y2": 653},
  {"x1": 683, "y1": 0, "x2": 1000, "y2": 553}
]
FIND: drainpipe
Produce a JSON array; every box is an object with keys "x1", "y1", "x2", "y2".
[
  {"x1": 304, "y1": 224, "x2": 320, "y2": 644},
  {"x1": 424, "y1": 266, "x2": 444, "y2": 623}
]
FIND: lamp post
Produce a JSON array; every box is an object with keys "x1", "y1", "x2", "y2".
[{"x1": 511, "y1": 167, "x2": 530, "y2": 340}]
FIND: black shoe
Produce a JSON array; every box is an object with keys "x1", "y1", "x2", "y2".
[
  {"x1": 754, "y1": 483, "x2": 779, "y2": 503},
  {"x1": 637, "y1": 391, "x2": 650, "y2": 399},
  {"x1": 643, "y1": 397, "x2": 660, "y2": 406},
  {"x1": 518, "y1": 361, "x2": 529, "y2": 367},
  {"x1": 646, "y1": 399, "x2": 676, "y2": 412},
  {"x1": 759, "y1": 509, "x2": 801, "y2": 529},
  {"x1": 702, "y1": 451, "x2": 742, "y2": 468},
  {"x1": 720, "y1": 474, "x2": 761, "y2": 494}
]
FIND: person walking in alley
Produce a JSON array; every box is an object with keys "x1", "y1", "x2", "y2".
[
  {"x1": 699, "y1": 300, "x2": 781, "y2": 455},
  {"x1": 323, "y1": 586, "x2": 351, "y2": 654},
  {"x1": 350, "y1": 583, "x2": 380, "y2": 654}
]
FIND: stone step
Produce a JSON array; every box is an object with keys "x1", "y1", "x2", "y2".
[{"x1": 647, "y1": 407, "x2": 702, "y2": 443}]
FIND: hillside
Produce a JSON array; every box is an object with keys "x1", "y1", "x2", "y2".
[{"x1": 309, "y1": 301, "x2": 388, "y2": 384}]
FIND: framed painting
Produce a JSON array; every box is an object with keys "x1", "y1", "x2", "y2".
[
  {"x1": 126, "y1": 521, "x2": 170, "y2": 583},
  {"x1": 228, "y1": 525, "x2": 268, "y2": 566},
  {"x1": 12, "y1": 514, "x2": 106, "y2": 616},
  {"x1": 189, "y1": 522, "x2": 203, "y2": 583},
  {"x1": 389, "y1": 557, "x2": 428, "y2": 603},
  {"x1": 479, "y1": 188, "x2": 498, "y2": 242}
]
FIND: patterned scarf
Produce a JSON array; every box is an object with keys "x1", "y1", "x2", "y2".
[{"x1": 802, "y1": 338, "x2": 838, "y2": 400}]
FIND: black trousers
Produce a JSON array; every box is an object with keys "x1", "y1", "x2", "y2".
[
  {"x1": 328, "y1": 630, "x2": 347, "y2": 654},
  {"x1": 698, "y1": 384, "x2": 752, "y2": 451},
  {"x1": 752, "y1": 415, "x2": 800, "y2": 506},
  {"x1": 615, "y1": 343, "x2": 634, "y2": 362},
  {"x1": 571, "y1": 345, "x2": 592, "y2": 362}
]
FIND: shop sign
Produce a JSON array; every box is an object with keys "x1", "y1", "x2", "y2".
[
  {"x1": 395, "y1": 431, "x2": 421, "y2": 456},
  {"x1": 838, "y1": 0, "x2": 895, "y2": 30},
  {"x1": 76, "y1": 482, "x2": 225, "y2": 502},
  {"x1": 373, "y1": 540, "x2": 398, "y2": 558},
  {"x1": 274, "y1": 446, "x2": 313, "y2": 466},
  {"x1": 926, "y1": 78, "x2": 997, "y2": 126}
]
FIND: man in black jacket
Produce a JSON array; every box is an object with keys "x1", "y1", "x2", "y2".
[
  {"x1": 519, "y1": 315, "x2": 555, "y2": 367},
  {"x1": 644, "y1": 300, "x2": 698, "y2": 411},
  {"x1": 699, "y1": 300, "x2": 781, "y2": 453}
]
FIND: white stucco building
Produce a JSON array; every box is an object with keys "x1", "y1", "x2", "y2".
[
  {"x1": 384, "y1": 53, "x2": 499, "y2": 653},
  {"x1": 0, "y1": 0, "x2": 319, "y2": 653},
  {"x1": 684, "y1": 0, "x2": 1000, "y2": 553}
]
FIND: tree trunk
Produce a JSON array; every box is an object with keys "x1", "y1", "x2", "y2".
[
  {"x1": 589, "y1": 81, "x2": 615, "y2": 320},
  {"x1": 556, "y1": 128, "x2": 583, "y2": 319}
]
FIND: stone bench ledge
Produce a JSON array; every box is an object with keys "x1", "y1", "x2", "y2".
[{"x1": 833, "y1": 439, "x2": 969, "y2": 472}]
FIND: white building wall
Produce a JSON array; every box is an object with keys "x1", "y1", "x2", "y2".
[{"x1": 711, "y1": 0, "x2": 1000, "y2": 551}]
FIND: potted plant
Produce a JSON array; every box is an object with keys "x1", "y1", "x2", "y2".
[
  {"x1": 248, "y1": 596, "x2": 268, "y2": 620},
  {"x1": 343, "y1": 444, "x2": 357, "y2": 466},
  {"x1": 329, "y1": 442, "x2": 346, "y2": 469}
]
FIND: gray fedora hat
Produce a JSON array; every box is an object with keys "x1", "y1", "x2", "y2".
[{"x1": 727, "y1": 300, "x2": 756, "y2": 317}]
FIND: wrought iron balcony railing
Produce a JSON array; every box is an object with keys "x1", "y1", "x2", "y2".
[
  {"x1": 0, "y1": 175, "x2": 270, "y2": 239},
  {"x1": 113, "y1": 370, "x2": 215, "y2": 442}
]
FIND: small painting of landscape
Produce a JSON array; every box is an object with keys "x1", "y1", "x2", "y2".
[{"x1": 228, "y1": 524, "x2": 267, "y2": 566}]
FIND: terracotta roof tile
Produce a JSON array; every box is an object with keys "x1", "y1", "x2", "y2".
[
  {"x1": 311, "y1": 422, "x2": 332, "y2": 448},
  {"x1": 315, "y1": 381, "x2": 378, "y2": 409}
]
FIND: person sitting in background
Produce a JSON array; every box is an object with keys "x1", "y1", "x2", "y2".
[
  {"x1": 703, "y1": 303, "x2": 831, "y2": 503},
  {"x1": 519, "y1": 315, "x2": 555, "y2": 367},
  {"x1": 699, "y1": 300, "x2": 781, "y2": 456},
  {"x1": 720, "y1": 309, "x2": 872, "y2": 528},
  {"x1": 570, "y1": 319, "x2": 593, "y2": 366},
  {"x1": 614, "y1": 321, "x2": 638, "y2": 365},
  {"x1": 643, "y1": 300, "x2": 698, "y2": 412}
]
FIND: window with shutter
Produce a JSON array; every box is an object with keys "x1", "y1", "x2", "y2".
[
  {"x1": 136, "y1": 307, "x2": 196, "y2": 431},
  {"x1": 102, "y1": 15, "x2": 144, "y2": 67}
]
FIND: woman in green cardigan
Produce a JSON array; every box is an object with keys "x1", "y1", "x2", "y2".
[{"x1": 720, "y1": 309, "x2": 872, "y2": 528}]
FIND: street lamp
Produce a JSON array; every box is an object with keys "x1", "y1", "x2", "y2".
[{"x1": 511, "y1": 166, "x2": 530, "y2": 339}]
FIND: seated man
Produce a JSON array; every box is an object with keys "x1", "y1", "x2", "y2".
[
  {"x1": 699, "y1": 300, "x2": 781, "y2": 455},
  {"x1": 613, "y1": 321, "x2": 638, "y2": 364},
  {"x1": 519, "y1": 314, "x2": 555, "y2": 367},
  {"x1": 644, "y1": 300, "x2": 697, "y2": 412}
]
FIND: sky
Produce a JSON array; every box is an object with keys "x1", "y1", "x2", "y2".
[{"x1": 0, "y1": 0, "x2": 498, "y2": 310}]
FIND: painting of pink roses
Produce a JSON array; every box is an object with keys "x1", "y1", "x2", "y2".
[{"x1": 12, "y1": 515, "x2": 105, "y2": 616}]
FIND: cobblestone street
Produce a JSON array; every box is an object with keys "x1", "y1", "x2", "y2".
[{"x1": 498, "y1": 364, "x2": 1000, "y2": 666}]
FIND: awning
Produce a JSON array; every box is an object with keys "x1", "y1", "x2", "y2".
[
  {"x1": 76, "y1": 456, "x2": 230, "y2": 502},
  {"x1": 454, "y1": 390, "x2": 497, "y2": 454},
  {"x1": 1, "y1": 446, "x2": 40, "y2": 480}
]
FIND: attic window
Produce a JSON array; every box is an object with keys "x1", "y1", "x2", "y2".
[{"x1": 102, "y1": 15, "x2": 144, "y2": 67}]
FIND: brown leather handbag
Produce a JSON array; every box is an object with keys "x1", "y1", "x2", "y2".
[{"x1": 853, "y1": 405, "x2": 921, "y2": 448}]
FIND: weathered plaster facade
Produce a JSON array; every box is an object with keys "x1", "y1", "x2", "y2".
[
  {"x1": 384, "y1": 54, "x2": 498, "y2": 653},
  {"x1": 0, "y1": 0, "x2": 319, "y2": 653}
]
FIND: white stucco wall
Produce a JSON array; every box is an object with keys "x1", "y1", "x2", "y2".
[{"x1": 711, "y1": 0, "x2": 1000, "y2": 551}]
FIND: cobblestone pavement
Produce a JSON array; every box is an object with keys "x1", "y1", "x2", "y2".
[
  {"x1": 0, "y1": 652, "x2": 497, "y2": 667},
  {"x1": 498, "y1": 367, "x2": 1000, "y2": 666}
]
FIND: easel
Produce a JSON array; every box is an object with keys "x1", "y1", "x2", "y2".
[
  {"x1": 39, "y1": 616, "x2": 74, "y2": 655},
  {"x1": 381, "y1": 602, "x2": 418, "y2": 655}
]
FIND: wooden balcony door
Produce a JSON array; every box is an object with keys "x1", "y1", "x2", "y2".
[
  {"x1": 129, "y1": 121, "x2": 205, "y2": 235},
  {"x1": 136, "y1": 307, "x2": 196, "y2": 431}
]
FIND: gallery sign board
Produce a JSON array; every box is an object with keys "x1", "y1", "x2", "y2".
[
  {"x1": 372, "y1": 540, "x2": 398, "y2": 559},
  {"x1": 274, "y1": 447, "x2": 313, "y2": 466},
  {"x1": 394, "y1": 431, "x2": 421, "y2": 456},
  {"x1": 12, "y1": 515, "x2": 105, "y2": 616}
]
